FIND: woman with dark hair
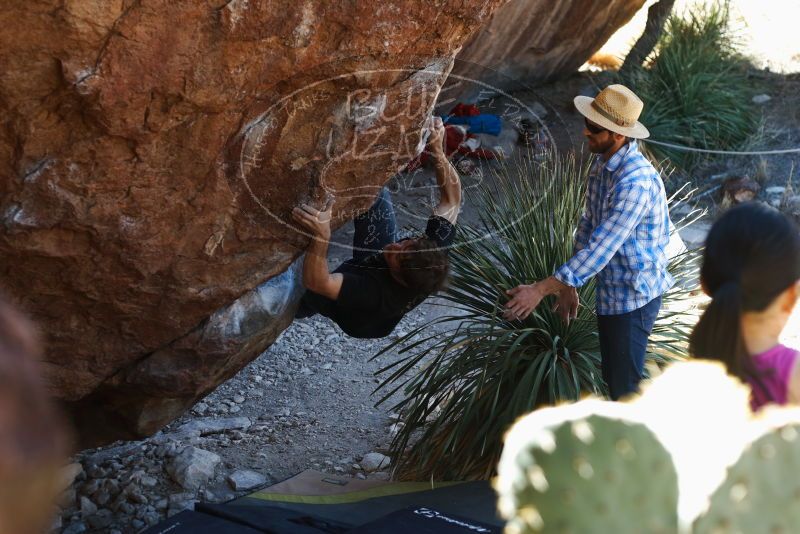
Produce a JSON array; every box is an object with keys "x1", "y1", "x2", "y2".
[{"x1": 690, "y1": 202, "x2": 800, "y2": 411}]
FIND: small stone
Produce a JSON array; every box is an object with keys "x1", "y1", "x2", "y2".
[
  {"x1": 58, "y1": 462, "x2": 85, "y2": 492},
  {"x1": 175, "y1": 417, "x2": 252, "y2": 436},
  {"x1": 211, "y1": 489, "x2": 235, "y2": 503},
  {"x1": 58, "y1": 486, "x2": 77, "y2": 508},
  {"x1": 322, "y1": 362, "x2": 333, "y2": 370},
  {"x1": 193, "y1": 402, "x2": 209, "y2": 415},
  {"x1": 233, "y1": 395, "x2": 245, "y2": 404},
  {"x1": 62, "y1": 522, "x2": 87, "y2": 534},
  {"x1": 144, "y1": 511, "x2": 160, "y2": 526},
  {"x1": 129, "y1": 492, "x2": 148, "y2": 505},
  {"x1": 167, "y1": 498, "x2": 196, "y2": 517},
  {"x1": 752, "y1": 94, "x2": 771, "y2": 104},
  {"x1": 86, "y1": 465, "x2": 107, "y2": 479},
  {"x1": 360, "y1": 452, "x2": 391, "y2": 472},
  {"x1": 81, "y1": 478, "x2": 101, "y2": 495},
  {"x1": 79, "y1": 496, "x2": 97, "y2": 518},
  {"x1": 167, "y1": 447, "x2": 221, "y2": 490},
  {"x1": 131, "y1": 519, "x2": 145, "y2": 530},
  {"x1": 86, "y1": 441, "x2": 142, "y2": 465},
  {"x1": 101, "y1": 478, "x2": 120, "y2": 497},
  {"x1": 139, "y1": 475, "x2": 158, "y2": 488},
  {"x1": 229, "y1": 405, "x2": 241, "y2": 414},
  {"x1": 169, "y1": 492, "x2": 196, "y2": 505},
  {"x1": 227, "y1": 469, "x2": 267, "y2": 491},
  {"x1": 92, "y1": 490, "x2": 111, "y2": 507},
  {"x1": 355, "y1": 473, "x2": 366, "y2": 480},
  {"x1": 86, "y1": 509, "x2": 113, "y2": 530}
]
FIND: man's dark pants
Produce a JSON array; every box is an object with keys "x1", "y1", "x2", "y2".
[
  {"x1": 295, "y1": 188, "x2": 397, "y2": 318},
  {"x1": 596, "y1": 295, "x2": 662, "y2": 400}
]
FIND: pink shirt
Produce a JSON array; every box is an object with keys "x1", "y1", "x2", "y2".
[{"x1": 750, "y1": 344, "x2": 800, "y2": 411}]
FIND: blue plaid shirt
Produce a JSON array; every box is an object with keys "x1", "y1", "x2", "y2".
[{"x1": 554, "y1": 141, "x2": 673, "y2": 315}]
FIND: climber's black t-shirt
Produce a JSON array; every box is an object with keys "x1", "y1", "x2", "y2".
[{"x1": 299, "y1": 216, "x2": 455, "y2": 339}]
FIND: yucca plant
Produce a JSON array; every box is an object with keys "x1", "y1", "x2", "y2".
[
  {"x1": 622, "y1": 1, "x2": 758, "y2": 170},
  {"x1": 372, "y1": 150, "x2": 701, "y2": 480}
]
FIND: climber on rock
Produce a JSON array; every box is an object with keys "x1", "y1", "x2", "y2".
[{"x1": 291, "y1": 117, "x2": 461, "y2": 339}]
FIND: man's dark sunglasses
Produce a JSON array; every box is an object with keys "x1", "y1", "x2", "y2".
[{"x1": 584, "y1": 118, "x2": 607, "y2": 135}]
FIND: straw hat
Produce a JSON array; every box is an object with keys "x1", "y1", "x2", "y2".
[{"x1": 574, "y1": 84, "x2": 650, "y2": 139}]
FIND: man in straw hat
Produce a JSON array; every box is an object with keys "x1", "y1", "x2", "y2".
[{"x1": 504, "y1": 84, "x2": 674, "y2": 400}]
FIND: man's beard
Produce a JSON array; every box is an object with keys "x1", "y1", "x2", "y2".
[{"x1": 589, "y1": 137, "x2": 616, "y2": 154}]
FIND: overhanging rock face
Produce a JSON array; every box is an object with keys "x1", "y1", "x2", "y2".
[
  {"x1": 0, "y1": 0, "x2": 506, "y2": 446},
  {"x1": 67, "y1": 261, "x2": 305, "y2": 445},
  {"x1": 1, "y1": 0, "x2": 645, "y2": 446}
]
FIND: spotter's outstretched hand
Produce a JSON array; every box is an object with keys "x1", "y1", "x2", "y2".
[{"x1": 503, "y1": 283, "x2": 545, "y2": 321}]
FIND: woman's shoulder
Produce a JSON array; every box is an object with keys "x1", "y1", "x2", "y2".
[
  {"x1": 767, "y1": 343, "x2": 798, "y2": 357},
  {"x1": 753, "y1": 344, "x2": 800, "y2": 372}
]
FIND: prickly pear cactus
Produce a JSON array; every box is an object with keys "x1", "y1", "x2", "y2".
[
  {"x1": 693, "y1": 423, "x2": 800, "y2": 534},
  {"x1": 496, "y1": 406, "x2": 678, "y2": 533}
]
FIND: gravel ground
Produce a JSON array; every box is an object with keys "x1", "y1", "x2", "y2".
[{"x1": 55, "y1": 301, "x2": 442, "y2": 534}]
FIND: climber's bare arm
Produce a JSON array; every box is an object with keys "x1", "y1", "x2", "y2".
[
  {"x1": 427, "y1": 117, "x2": 462, "y2": 224},
  {"x1": 291, "y1": 202, "x2": 343, "y2": 300}
]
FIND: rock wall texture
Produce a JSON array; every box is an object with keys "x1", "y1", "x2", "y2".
[
  {"x1": 0, "y1": 0, "x2": 505, "y2": 446},
  {"x1": 453, "y1": 0, "x2": 646, "y2": 89},
  {"x1": 0, "y1": 0, "x2": 644, "y2": 447}
]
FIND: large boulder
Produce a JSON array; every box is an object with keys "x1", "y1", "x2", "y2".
[
  {"x1": 453, "y1": 0, "x2": 646, "y2": 90},
  {"x1": 0, "y1": 0, "x2": 645, "y2": 446},
  {"x1": 0, "y1": 0, "x2": 506, "y2": 446}
]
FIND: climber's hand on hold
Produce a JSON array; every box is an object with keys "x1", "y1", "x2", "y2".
[{"x1": 292, "y1": 198, "x2": 334, "y2": 241}]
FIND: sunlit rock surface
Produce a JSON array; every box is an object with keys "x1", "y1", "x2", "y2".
[{"x1": 454, "y1": 0, "x2": 646, "y2": 90}]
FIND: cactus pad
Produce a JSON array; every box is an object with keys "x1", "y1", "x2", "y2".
[
  {"x1": 693, "y1": 423, "x2": 800, "y2": 534},
  {"x1": 497, "y1": 412, "x2": 678, "y2": 533}
]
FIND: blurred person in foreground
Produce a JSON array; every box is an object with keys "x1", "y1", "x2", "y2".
[{"x1": 0, "y1": 296, "x2": 69, "y2": 534}]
